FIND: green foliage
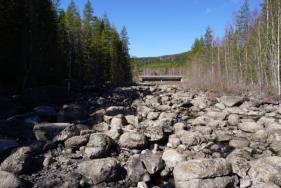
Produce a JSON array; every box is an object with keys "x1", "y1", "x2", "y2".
[{"x1": 0, "y1": 0, "x2": 132, "y2": 91}]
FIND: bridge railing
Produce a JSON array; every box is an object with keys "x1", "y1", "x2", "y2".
[{"x1": 140, "y1": 75, "x2": 184, "y2": 82}]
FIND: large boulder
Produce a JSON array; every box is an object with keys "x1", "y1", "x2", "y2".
[
  {"x1": 175, "y1": 176, "x2": 236, "y2": 188},
  {"x1": 226, "y1": 148, "x2": 252, "y2": 178},
  {"x1": 64, "y1": 135, "x2": 89, "y2": 150},
  {"x1": 174, "y1": 158, "x2": 232, "y2": 180},
  {"x1": 119, "y1": 132, "x2": 147, "y2": 149},
  {"x1": 53, "y1": 124, "x2": 80, "y2": 142},
  {"x1": 238, "y1": 121, "x2": 264, "y2": 133},
  {"x1": 0, "y1": 171, "x2": 24, "y2": 188},
  {"x1": 84, "y1": 133, "x2": 115, "y2": 159},
  {"x1": 220, "y1": 96, "x2": 244, "y2": 107},
  {"x1": 248, "y1": 157, "x2": 281, "y2": 186},
  {"x1": 0, "y1": 147, "x2": 32, "y2": 175},
  {"x1": 140, "y1": 150, "x2": 164, "y2": 175},
  {"x1": 180, "y1": 131, "x2": 206, "y2": 147},
  {"x1": 78, "y1": 158, "x2": 122, "y2": 185},
  {"x1": 174, "y1": 158, "x2": 233, "y2": 188},
  {"x1": 162, "y1": 148, "x2": 186, "y2": 168},
  {"x1": 127, "y1": 155, "x2": 150, "y2": 183}
]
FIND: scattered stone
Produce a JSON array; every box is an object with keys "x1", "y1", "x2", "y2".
[
  {"x1": 64, "y1": 135, "x2": 89, "y2": 150},
  {"x1": 0, "y1": 171, "x2": 24, "y2": 188},
  {"x1": 78, "y1": 158, "x2": 122, "y2": 185},
  {"x1": 1, "y1": 147, "x2": 32, "y2": 175},
  {"x1": 84, "y1": 133, "x2": 114, "y2": 159},
  {"x1": 144, "y1": 126, "x2": 164, "y2": 142},
  {"x1": 228, "y1": 114, "x2": 240, "y2": 126},
  {"x1": 238, "y1": 121, "x2": 264, "y2": 133},
  {"x1": 119, "y1": 132, "x2": 147, "y2": 149},
  {"x1": 174, "y1": 158, "x2": 233, "y2": 188},
  {"x1": 220, "y1": 96, "x2": 245, "y2": 107},
  {"x1": 162, "y1": 148, "x2": 186, "y2": 168}
]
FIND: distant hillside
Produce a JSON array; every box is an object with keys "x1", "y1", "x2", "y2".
[{"x1": 131, "y1": 51, "x2": 191, "y2": 76}]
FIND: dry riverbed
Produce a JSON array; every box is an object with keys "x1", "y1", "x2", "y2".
[{"x1": 1, "y1": 85, "x2": 281, "y2": 188}]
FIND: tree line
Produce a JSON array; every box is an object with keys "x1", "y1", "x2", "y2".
[
  {"x1": 185, "y1": 0, "x2": 281, "y2": 95},
  {"x1": 0, "y1": 0, "x2": 131, "y2": 91}
]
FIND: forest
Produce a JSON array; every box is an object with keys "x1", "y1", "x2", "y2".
[
  {"x1": 183, "y1": 0, "x2": 281, "y2": 95},
  {"x1": 134, "y1": 0, "x2": 281, "y2": 96},
  {"x1": 0, "y1": 0, "x2": 132, "y2": 92}
]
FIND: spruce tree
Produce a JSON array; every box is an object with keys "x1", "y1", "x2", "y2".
[{"x1": 82, "y1": 0, "x2": 94, "y2": 83}]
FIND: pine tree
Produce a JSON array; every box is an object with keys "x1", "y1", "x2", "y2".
[
  {"x1": 101, "y1": 14, "x2": 112, "y2": 83},
  {"x1": 110, "y1": 27, "x2": 121, "y2": 85},
  {"x1": 82, "y1": 0, "x2": 94, "y2": 83},
  {"x1": 120, "y1": 26, "x2": 131, "y2": 82},
  {"x1": 65, "y1": 0, "x2": 83, "y2": 83},
  {"x1": 92, "y1": 17, "x2": 104, "y2": 86}
]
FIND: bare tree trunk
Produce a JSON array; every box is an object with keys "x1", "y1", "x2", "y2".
[{"x1": 277, "y1": 1, "x2": 281, "y2": 96}]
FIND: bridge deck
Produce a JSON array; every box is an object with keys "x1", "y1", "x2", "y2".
[{"x1": 140, "y1": 75, "x2": 184, "y2": 82}]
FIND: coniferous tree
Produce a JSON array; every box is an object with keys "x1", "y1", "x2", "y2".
[
  {"x1": 82, "y1": 0, "x2": 94, "y2": 83},
  {"x1": 120, "y1": 26, "x2": 131, "y2": 82}
]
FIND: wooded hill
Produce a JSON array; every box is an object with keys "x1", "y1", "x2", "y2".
[{"x1": 132, "y1": 52, "x2": 190, "y2": 76}]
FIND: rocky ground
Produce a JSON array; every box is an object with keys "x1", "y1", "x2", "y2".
[{"x1": 1, "y1": 84, "x2": 281, "y2": 188}]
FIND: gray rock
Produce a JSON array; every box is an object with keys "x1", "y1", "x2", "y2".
[
  {"x1": 78, "y1": 158, "x2": 121, "y2": 185},
  {"x1": 147, "y1": 112, "x2": 160, "y2": 120},
  {"x1": 250, "y1": 182, "x2": 280, "y2": 188},
  {"x1": 33, "y1": 123, "x2": 73, "y2": 141},
  {"x1": 140, "y1": 151, "x2": 164, "y2": 174},
  {"x1": 144, "y1": 126, "x2": 164, "y2": 142},
  {"x1": 168, "y1": 135, "x2": 181, "y2": 148},
  {"x1": 228, "y1": 114, "x2": 240, "y2": 126},
  {"x1": 220, "y1": 96, "x2": 244, "y2": 107},
  {"x1": 53, "y1": 124, "x2": 80, "y2": 142},
  {"x1": 64, "y1": 135, "x2": 89, "y2": 149},
  {"x1": 267, "y1": 131, "x2": 281, "y2": 152},
  {"x1": 110, "y1": 116, "x2": 124, "y2": 130},
  {"x1": 248, "y1": 157, "x2": 281, "y2": 186},
  {"x1": 175, "y1": 176, "x2": 236, "y2": 188},
  {"x1": 154, "y1": 118, "x2": 174, "y2": 134},
  {"x1": 191, "y1": 97, "x2": 208, "y2": 110},
  {"x1": 127, "y1": 155, "x2": 150, "y2": 183},
  {"x1": 229, "y1": 138, "x2": 250, "y2": 148},
  {"x1": 180, "y1": 131, "x2": 206, "y2": 147},
  {"x1": 0, "y1": 171, "x2": 24, "y2": 188},
  {"x1": 227, "y1": 156, "x2": 250, "y2": 178},
  {"x1": 174, "y1": 158, "x2": 232, "y2": 181},
  {"x1": 238, "y1": 121, "x2": 263, "y2": 133},
  {"x1": 162, "y1": 148, "x2": 186, "y2": 168},
  {"x1": 125, "y1": 115, "x2": 138, "y2": 126},
  {"x1": 84, "y1": 133, "x2": 114, "y2": 159},
  {"x1": 1, "y1": 147, "x2": 32, "y2": 175},
  {"x1": 119, "y1": 132, "x2": 147, "y2": 149}
]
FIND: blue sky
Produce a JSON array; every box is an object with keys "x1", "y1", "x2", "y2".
[{"x1": 60, "y1": 0, "x2": 263, "y2": 57}]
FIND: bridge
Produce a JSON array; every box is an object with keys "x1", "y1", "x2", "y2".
[{"x1": 140, "y1": 75, "x2": 184, "y2": 82}]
